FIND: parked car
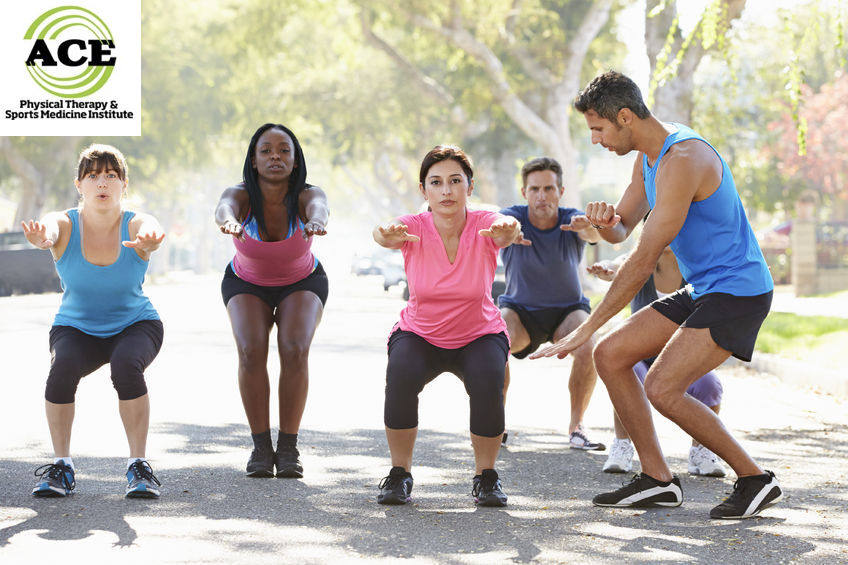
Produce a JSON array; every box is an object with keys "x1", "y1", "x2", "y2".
[{"x1": 0, "y1": 231, "x2": 61, "y2": 296}]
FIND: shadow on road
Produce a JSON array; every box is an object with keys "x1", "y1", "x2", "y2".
[{"x1": 2, "y1": 421, "x2": 834, "y2": 563}]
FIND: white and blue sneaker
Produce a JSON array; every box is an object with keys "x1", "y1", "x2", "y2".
[
  {"x1": 125, "y1": 459, "x2": 161, "y2": 498},
  {"x1": 32, "y1": 461, "x2": 76, "y2": 497}
]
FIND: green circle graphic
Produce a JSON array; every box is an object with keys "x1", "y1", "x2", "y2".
[{"x1": 23, "y1": 6, "x2": 115, "y2": 99}]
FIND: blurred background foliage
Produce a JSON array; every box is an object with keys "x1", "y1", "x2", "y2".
[{"x1": 1, "y1": 0, "x2": 845, "y2": 273}]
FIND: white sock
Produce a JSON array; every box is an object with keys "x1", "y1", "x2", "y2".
[
  {"x1": 127, "y1": 457, "x2": 146, "y2": 470},
  {"x1": 54, "y1": 457, "x2": 74, "y2": 470}
]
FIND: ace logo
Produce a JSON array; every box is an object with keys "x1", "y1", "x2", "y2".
[
  {"x1": 23, "y1": 6, "x2": 117, "y2": 98},
  {"x1": 0, "y1": 0, "x2": 140, "y2": 136}
]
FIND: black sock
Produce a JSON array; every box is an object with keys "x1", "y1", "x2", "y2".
[
  {"x1": 277, "y1": 432, "x2": 298, "y2": 449},
  {"x1": 251, "y1": 430, "x2": 272, "y2": 451}
]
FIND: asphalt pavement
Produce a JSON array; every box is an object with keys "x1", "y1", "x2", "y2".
[{"x1": 1, "y1": 263, "x2": 847, "y2": 564}]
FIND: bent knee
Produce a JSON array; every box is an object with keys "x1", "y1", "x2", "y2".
[
  {"x1": 644, "y1": 379, "x2": 682, "y2": 414},
  {"x1": 278, "y1": 341, "x2": 310, "y2": 364}
]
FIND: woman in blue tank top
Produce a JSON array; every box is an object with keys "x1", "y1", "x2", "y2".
[{"x1": 21, "y1": 143, "x2": 165, "y2": 499}]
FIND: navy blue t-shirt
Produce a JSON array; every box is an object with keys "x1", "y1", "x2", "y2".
[{"x1": 498, "y1": 205, "x2": 589, "y2": 310}]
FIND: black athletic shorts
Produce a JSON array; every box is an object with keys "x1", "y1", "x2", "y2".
[
  {"x1": 503, "y1": 302, "x2": 591, "y2": 359},
  {"x1": 651, "y1": 289, "x2": 772, "y2": 362},
  {"x1": 221, "y1": 262, "x2": 329, "y2": 308}
]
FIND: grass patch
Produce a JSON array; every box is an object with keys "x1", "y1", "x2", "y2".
[{"x1": 756, "y1": 312, "x2": 848, "y2": 369}]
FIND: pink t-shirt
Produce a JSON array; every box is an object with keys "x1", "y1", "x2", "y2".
[{"x1": 395, "y1": 210, "x2": 508, "y2": 348}]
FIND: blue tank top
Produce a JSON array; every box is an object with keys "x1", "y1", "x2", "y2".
[
  {"x1": 498, "y1": 205, "x2": 590, "y2": 310},
  {"x1": 642, "y1": 125, "x2": 773, "y2": 299},
  {"x1": 54, "y1": 209, "x2": 160, "y2": 337}
]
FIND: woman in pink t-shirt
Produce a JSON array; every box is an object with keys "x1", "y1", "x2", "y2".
[
  {"x1": 215, "y1": 123, "x2": 329, "y2": 480},
  {"x1": 372, "y1": 145, "x2": 527, "y2": 507}
]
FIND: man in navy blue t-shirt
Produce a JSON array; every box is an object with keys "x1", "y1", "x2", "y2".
[{"x1": 499, "y1": 157, "x2": 603, "y2": 450}]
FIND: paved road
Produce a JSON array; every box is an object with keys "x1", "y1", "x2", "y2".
[{"x1": 1, "y1": 266, "x2": 846, "y2": 564}]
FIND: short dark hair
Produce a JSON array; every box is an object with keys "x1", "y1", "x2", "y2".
[
  {"x1": 77, "y1": 143, "x2": 128, "y2": 181},
  {"x1": 242, "y1": 123, "x2": 308, "y2": 235},
  {"x1": 521, "y1": 157, "x2": 562, "y2": 188},
  {"x1": 419, "y1": 145, "x2": 474, "y2": 185},
  {"x1": 573, "y1": 71, "x2": 651, "y2": 122}
]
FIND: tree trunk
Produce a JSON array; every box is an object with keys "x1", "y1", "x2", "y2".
[{"x1": 646, "y1": 0, "x2": 748, "y2": 123}]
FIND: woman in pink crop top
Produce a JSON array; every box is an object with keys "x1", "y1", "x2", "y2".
[
  {"x1": 371, "y1": 145, "x2": 527, "y2": 507},
  {"x1": 215, "y1": 123, "x2": 329, "y2": 479}
]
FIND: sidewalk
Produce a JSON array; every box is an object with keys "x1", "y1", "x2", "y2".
[{"x1": 749, "y1": 286, "x2": 848, "y2": 398}]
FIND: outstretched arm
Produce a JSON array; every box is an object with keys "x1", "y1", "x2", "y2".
[
  {"x1": 215, "y1": 185, "x2": 248, "y2": 241},
  {"x1": 478, "y1": 215, "x2": 530, "y2": 248},
  {"x1": 299, "y1": 185, "x2": 329, "y2": 239},
  {"x1": 21, "y1": 211, "x2": 70, "y2": 261},
  {"x1": 586, "y1": 253, "x2": 628, "y2": 281},
  {"x1": 373, "y1": 221, "x2": 420, "y2": 249},
  {"x1": 125, "y1": 213, "x2": 166, "y2": 261},
  {"x1": 560, "y1": 214, "x2": 601, "y2": 243}
]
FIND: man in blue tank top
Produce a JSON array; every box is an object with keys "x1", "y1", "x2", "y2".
[
  {"x1": 533, "y1": 71, "x2": 781, "y2": 520},
  {"x1": 499, "y1": 157, "x2": 605, "y2": 451}
]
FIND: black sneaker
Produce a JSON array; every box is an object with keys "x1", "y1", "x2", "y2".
[
  {"x1": 472, "y1": 469, "x2": 508, "y2": 507},
  {"x1": 593, "y1": 473, "x2": 683, "y2": 507},
  {"x1": 377, "y1": 466, "x2": 413, "y2": 505},
  {"x1": 275, "y1": 445, "x2": 304, "y2": 478},
  {"x1": 126, "y1": 460, "x2": 162, "y2": 498},
  {"x1": 710, "y1": 470, "x2": 782, "y2": 519},
  {"x1": 32, "y1": 461, "x2": 75, "y2": 497},
  {"x1": 246, "y1": 446, "x2": 275, "y2": 478}
]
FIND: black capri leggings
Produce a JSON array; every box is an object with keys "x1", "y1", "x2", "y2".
[
  {"x1": 384, "y1": 330, "x2": 509, "y2": 438},
  {"x1": 46, "y1": 320, "x2": 164, "y2": 404}
]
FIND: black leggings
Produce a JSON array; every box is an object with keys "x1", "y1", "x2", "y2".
[
  {"x1": 384, "y1": 330, "x2": 508, "y2": 438},
  {"x1": 45, "y1": 320, "x2": 164, "y2": 404}
]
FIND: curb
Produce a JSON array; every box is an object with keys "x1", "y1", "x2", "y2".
[{"x1": 742, "y1": 352, "x2": 848, "y2": 398}]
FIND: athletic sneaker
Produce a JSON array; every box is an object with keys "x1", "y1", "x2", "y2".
[
  {"x1": 377, "y1": 466, "x2": 413, "y2": 505},
  {"x1": 710, "y1": 470, "x2": 782, "y2": 519},
  {"x1": 688, "y1": 445, "x2": 727, "y2": 477},
  {"x1": 603, "y1": 438, "x2": 635, "y2": 473},
  {"x1": 245, "y1": 446, "x2": 275, "y2": 478},
  {"x1": 472, "y1": 469, "x2": 508, "y2": 507},
  {"x1": 126, "y1": 460, "x2": 162, "y2": 498},
  {"x1": 32, "y1": 461, "x2": 75, "y2": 497},
  {"x1": 275, "y1": 445, "x2": 304, "y2": 478},
  {"x1": 593, "y1": 472, "x2": 683, "y2": 507},
  {"x1": 570, "y1": 427, "x2": 606, "y2": 451}
]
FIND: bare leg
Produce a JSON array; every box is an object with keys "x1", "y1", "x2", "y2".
[
  {"x1": 644, "y1": 328, "x2": 762, "y2": 477},
  {"x1": 593, "y1": 307, "x2": 678, "y2": 481},
  {"x1": 46, "y1": 401, "x2": 74, "y2": 458},
  {"x1": 275, "y1": 291, "x2": 323, "y2": 434},
  {"x1": 499, "y1": 307, "x2": 529, "y2": 404},
  {"x1": 552, "y1": 309, "x2": 597, "y2": 433},
  {"x1": 386, "y1": 427, "x2": 417, "y2": 472},
  {"x1": 226, "y1": 295, "x2": 274, "y2": 433},
  {"x1": 613, "y1": 411, "x2": 629, "y2": 439},
  {"x1": 118, "y1": 395, "x2": 150, "y2": 458},
  {"x1": 692, "y1": 404, "x2": 721, "y2": 447},
  {"x1": 471, "y1": 433, "x2": 502, "y2": 473}
]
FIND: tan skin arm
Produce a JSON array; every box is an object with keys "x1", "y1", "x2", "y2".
[
  {"x1": 478, "y1": 214, "x2": 528, "y2": 248},
  {"x1": 373, "y1": 219, "x2": 420, "y2": 249},
  {"x1": 125, "y1": 213, "x2": 166, "y2": 261},
  {"x1": 531, "y1": 143, "x2": 714, "y2": 359},
  {"x1": 20, "y1": 211, "x2": 72, "y2": 261},
  {"x1": 215, "y1": 185, "x2": 249, "y2": 241}
]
